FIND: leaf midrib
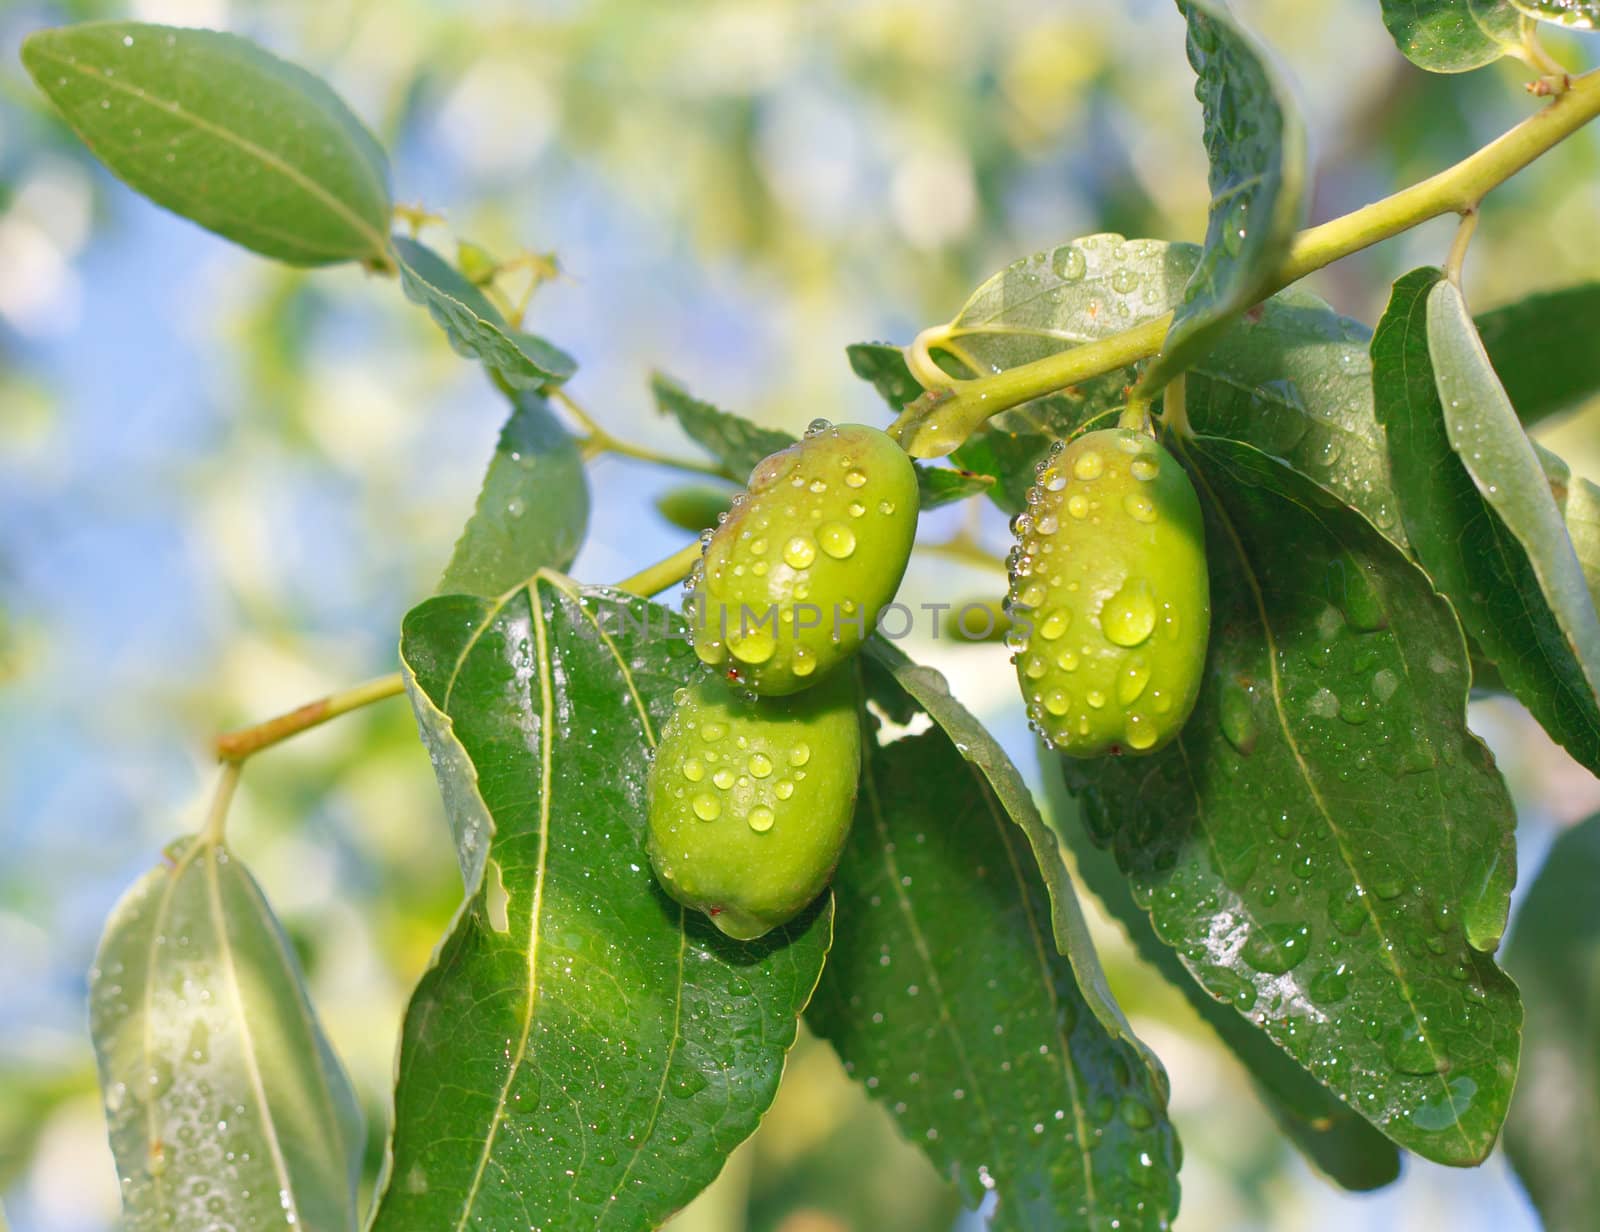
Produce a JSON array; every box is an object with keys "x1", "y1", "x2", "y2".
[
  {"x1": 1192, "y1": 441, "x2": 1472, "y2": 1157},
  {"x1": 31, "y1": 45, "x2": 387, "y2": 260}
]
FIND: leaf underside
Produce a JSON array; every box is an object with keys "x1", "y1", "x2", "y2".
[
  {"x1": 1380, "y1": 0, "x2": 1521, "y2": 73},
  {"x1": 1374, "y1": 268, "x2": 1600, "y2": 777},
  {"x1": 89, "y1": 836, "x2": 364, "y2": 1231}
]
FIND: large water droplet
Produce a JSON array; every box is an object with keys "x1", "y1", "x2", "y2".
[
  {"x1": 1241, "y1": 922, "x2": 1312, "y2": 974},
  {"x1": 1073, "y1": 451, "x2": 1104, "y2": 481},
  {"x1": 1385, "y1": 1019, "x2": 1446, "y2": 1075},
  {"x1": 748, "y1": 805, "x2": 775, "y2": 833},
  {"x1": 748, "y1": 752, "x2": 773, "y2": 778},
  {"x1": 681, "y1": 758, "x2": 705, "y2": 783},
  {"x1": 783, "y1": 536, "x2": 817, "y2": 569},
  {"x1": 845, "y1": 469, "x2": 868, "y2": 489},
  {"x1": 692, "y1": 793, "x2": 721, "y2": 821},
  {"x1": 818, "y1": 522, "x2": 857, "y2": 559},
  {"x1": 1117, "y1": 660, "x2": 1150, "y2": 705},
  {"x1": 1102, "y1": 579, "x2": 1157, "y2": 647},
  {"x1": 729, "y1": 628, "x2": 776, "y2": 664},
  {"x1": 1050, "y1": 244, "x2": 1087, "y2": 281}
]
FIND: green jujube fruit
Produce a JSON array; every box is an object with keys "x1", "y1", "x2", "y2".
[
  {"x1": 647, "y1": 670, "x2": 861, "y2": 940},
  {"x1": 685, "y1": 422, "x2": 919, "y2": 695},
  {"x1": 1007, "y1": 427, "x2": 1209, "y2": 757}
]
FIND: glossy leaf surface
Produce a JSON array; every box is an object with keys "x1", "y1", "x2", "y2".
[
  {"x1": 1380, "y1": 0, "x2": 1520, "y2": 72},
  {"x1": 438, "y1": 392, "x2": 590, "y2": 596},
  {"x1": 372, "y1": 580, "x2": 832, "y2": 1230},
  {"x1": 1141, "y1": 0, "x2": 1306, "y2": 392},
  {"x1": 1059, "y1": 436, "x2": 1522, "y2": 1165},
  {"x1": 808, "y1": 654, "x2": 1181, "y2": 1231},
  {"x1": 23, "y1": 22, "x2": 391, "y2": 265}
]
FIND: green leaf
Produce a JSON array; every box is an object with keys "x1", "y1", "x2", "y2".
[
  {"x1": 372, "y1": 579, "x2": 832, "y2": 1231},
  {"x1": 1374, "y1": 268, "x2": 1600, "y2": 775},
  {"x1": 1380, "y1": 0, "x2": 1521, "y2": 72},
  {"x1": 1538, "y1": 443, "x2": 1600, "y2": 612},
  {"x1": 1428, "y1": 279, "x2": 1600, "y2": 700},
  {"x1": 1476, "y1": 283, "x2": 1600, "y2": 428},
  {"x1": 651, "y1": 372, "x2": 795, "y2": 482},
  {"x1": 1508, "y1": 0, "x2": 1600, "y2": 28},
  {"x1": 929, "y1": 236, "x2": 1398, "y2": 535},
  {"x1": 862, "y1": 638, "x2": 1162, "y2": 1080},
  {"x1": 438, "y1": 392, "x2": 589, "y2": 597},
  {"x1": 652, "y1": 371, "x2": 984, "y2": 509},
  {"x1": 1042, "y1": 761, "x2": 1401, "y2": 1192},
  {"x1": 395, "y1": 237, "x2": 576, "y2": 390},
  {"x1": 807, "y1": 654, "x2": 1180, "y2": 1231},
  {"x1": 21, "y1": 22, "x2": 391, "y2": 266},
  {"x1": 89, "y1": 832, "x2": 363, "y2": 1230},
  {"x1": 1503, "y1": 814, "x2": 1600, "y2": 1231},
  {"x1": 1139, "y1": 0, "x2": 1307, "y2": 393},
  {"x1": 1060, "y1": 435, "x2": 1522, "y2": 1165},
  {"x1": 846, "y1": 342, "x2": 925, "y2": 413}
]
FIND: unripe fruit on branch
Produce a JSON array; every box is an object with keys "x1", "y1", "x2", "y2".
[
  {"x1": 685, "y1": 422, "x2": 918, "y2": 695},
  {"x1": 647, "y1": 669, "x2": 861, "y2": 940},
  {"x1": 1008, "y1": 427, "x2": 1209, "y2": 757}
]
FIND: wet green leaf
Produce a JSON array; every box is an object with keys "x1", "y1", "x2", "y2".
[
  {"x1": 89, "y1": 832, "x2": 363, "y2": 1230},
  {"x1": 1428, "y1": 279, "x2": 1600, "y2": 702},
  {"x1": 651, "y1": 372, "x2": 982, "y2": 508},
  {"x1": 1504, "y1": 814, "x2": 1600, "y2": 1231},
  {"x1": 862, "y1": 639, "x2": 1161, "y2": 1080},
  {"x1": 1476, "y1": 282, "x2": 1600, "y2": 427},
  {"x1": 650, "y1": 372, "x2": 794, "y2": 481},
  {"x1": 807, "y1": 654, "x2": 1180, "y2": 1232},
  {"x1": 1140, "y1": 0, "x2": 1307, "y2": 393},
  {"x1": 1060, "y1": 436, "x2": 1522, "y2": 1165},
  {"x1": 921, "y1": 236, "x2": 1397, "y2": 532},
  {"x1": 1380, "y1": 0, "x2": 1521, "y2": 72},
  {"x1": 395, "y1": 237, "x2": 576, "y2": 389},
  {"x1": 1508, "y1": 0, "x2": 1600, "y2": 28},
  {"x1": 22, "y1": 22, "x2": 391, "y2": 266},
  {"x1": 1375, "y1": 268, "x2": 1600, "y2": 775},
  {"x1": 846, "y1": 342, "x2": 924, "y2": 413},
  {"x1": 1538, "y1": 443, "x2": 1600, "y2": 611},
  {"x1": 438, "y1": 392, "x2": 589, "y2": 596},
  {"x1": 372, "y1": 580, "x2": 832, "y2": 1231},
  {"x1": 1042, "y1": 761, "x2": 1401, "y2": 1192}
]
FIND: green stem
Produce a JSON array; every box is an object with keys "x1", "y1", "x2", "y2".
[
  {"x1": 615, "y1": 540, "x2": 703, "y2": 598},
  {"x1": 891, "y1": 66, "x2": 1600, "y2": 457},
  {"x1": 215, "y1": 673, "x2": 407, "y2": 762},
  {"x1": 199, "y1": 761, "x2": 243, "y2": 845},
  {"x1": 1444, "y1": 208, "x2": 1481, "y2": 285},
  {"x1": 554, "y1": 388, "x2": 727, "y2": 479}
]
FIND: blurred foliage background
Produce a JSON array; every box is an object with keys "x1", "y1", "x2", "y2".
[{"x1": 3, "y1": 0, "x2": 1599, "y2": 1229}]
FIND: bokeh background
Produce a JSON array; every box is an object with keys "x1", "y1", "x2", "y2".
[{"x1": 3, "y1": 0, "x2": 1599, "y2": 1228}]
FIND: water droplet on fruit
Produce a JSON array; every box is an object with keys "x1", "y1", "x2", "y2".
[
  {"x1": 1038, "y1": 609, "x2": 1070, "y2": 640},
  {"x1": 1102, "y1": 579, "x2": 1157, "y2": 647},
  {"x1": 701, "y1": 721, "x2": 727, "y2": 742},
  {"x1": 1117, "y1": 661, "x2": 1150, "y2": 705},
  {"x1": 783, "y1": 536, "x2": 817, "y2": 569},
  {"x1": 1123, "y1": 492, "x2": 1157, "y2": 523},
  {"x1": 1067, "y1": 494, "x2": 1090, "y2": 519},
  {"x1": 1044, "y1": 689, "x2": 1071, "y2": 716},
  {"x1": 1073, "y1": 451, "x2": 1104, "y2": 481},
  {"x1": 730, "y1": 629, "x2": 776, "y2": 664},
  {"x1": 1131, "y1": 457, "x2": 1159, "y2": 481},
  {"x1": 819, "y1": 522, "x2": 857, "y2": 559},
  {"x1": 748, "y1": 805, "x2": 775, "y2": 832},
  {"x1": 692, "y1": 793, "x2": 721, "y2": 821},
  {"x1": 682, "y1": 759, "x2": 705, "y2": 783},
  {"x1": 775, "y1": 780, "x2": 795, "y2": 800},
  {"x1": 790, "y1": 743, "x2": 812, "y2": 767},
  {"x1": 845, "y1": 469, "x2": 868, "y2": 488},
  {"x1": 1124, "y1": 714, "x2": 1157, "y2": 749},
  {"x1": 748, "y1": 752, "x2": 773, "y2": 778},
  {"x1": 712, "y1": 769, "x2": 735, "y2": 791}
]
